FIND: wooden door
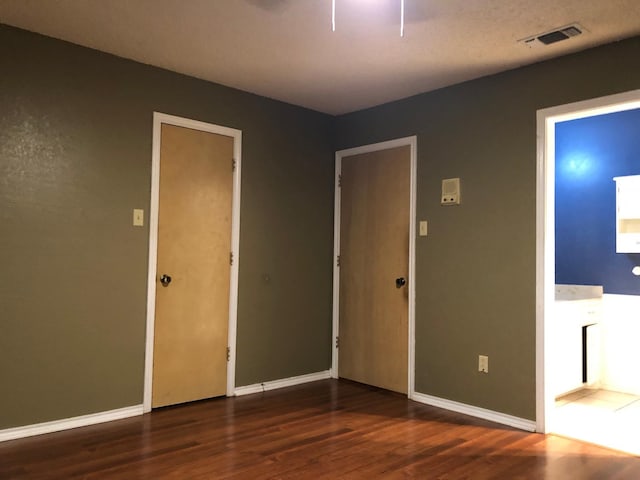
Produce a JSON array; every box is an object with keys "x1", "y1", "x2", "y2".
[
  {"x1": 152, "y1": 124, "x2": 234, "y2": 408},
  {"x1": 339, "y1": 145, "x2": 410, "y2": 394}
]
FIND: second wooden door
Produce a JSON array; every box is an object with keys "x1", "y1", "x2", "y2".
[{"x1": 338, "y1": 145, "x2": 410, "y2": 394}]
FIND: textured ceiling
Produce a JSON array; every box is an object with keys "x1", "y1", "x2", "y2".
[{"x1": 1, "y1": 0, "x2": 639, "y2": 115}]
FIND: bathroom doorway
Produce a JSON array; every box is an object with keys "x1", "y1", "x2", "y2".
[{"x1": 537, "y1": 90, "x2": 640, "y2": 455}]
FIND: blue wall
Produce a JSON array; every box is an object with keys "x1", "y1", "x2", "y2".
[{"x1": 555, "y1": 108, "x2": 640, "y2": 295}]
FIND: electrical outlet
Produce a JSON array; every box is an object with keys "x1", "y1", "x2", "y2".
[{"x1": 478, "y1": 355, "x2": 489, "y2": 373}]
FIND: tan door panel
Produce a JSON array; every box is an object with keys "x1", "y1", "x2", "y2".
[
  {"x1": 152, "y1": 124, "x2": 233, "y2": 408},
  {"x1": 339, "y1": 145, "x2": 410, "y2": 394}
]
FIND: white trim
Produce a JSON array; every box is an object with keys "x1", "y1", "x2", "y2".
[
  {"x1": 330, "y1": 155, "x2": 341, "y2": 379},
  {"x1": 332, "y1": 136, "x2": 418, "y2": 398},
  {"x1": 228, "y1": 126, "x2": 242, "y2": 397},
  {"x1": 234, "y1": 371, "x2": 331, "y2": 396},
  {"x1": 408, "y1": 137, "x2": 417, "y2": 397},
  {"x1": 412, "y1": 392, "x2": 536, "y2": 432},
  {"x1": 143, "y1": 112, "x2": 242, "y2": 412},
  {"x1": 535, "y1": 89, "x2": 640, "y2": 433},
  {"x1": 0, "y1": 405, "x2": 143, "y2": 443}
]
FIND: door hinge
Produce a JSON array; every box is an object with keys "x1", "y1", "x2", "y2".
[
  {"x1": 230, "y1": 251, "x2": 234, "y2": 266},
  {"x1": 336, "y1": 255, "x2": 341, "y2": 267},
  {"x1": 226, "y1": 347, "x2": 230, "y2": 362},
  {"x1": 338, "y1": 174, "x2": 342, "y2": 188},
  {"x1": 232, "y1": 158, "x2": 236, "y2": 172},
  {"x1": 335, "y1": 336, "x2": 339, "y2": 349}
]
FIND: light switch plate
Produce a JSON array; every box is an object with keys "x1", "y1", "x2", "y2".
[
  {"x1": 419, "y1": 220, "x2": 428, "y2": 236},
  {"x1": 133, "y1": 209, "x2": 144, "y2": 227}
]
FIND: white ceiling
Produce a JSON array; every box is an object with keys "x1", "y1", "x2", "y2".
[{"x1": 1, "y1": 0, "x2": 639, "y2": 115}]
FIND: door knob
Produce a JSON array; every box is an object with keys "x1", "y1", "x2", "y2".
[
  {"x1": 160, "y1": 274, "x2": 172, "y2": 287},
  {"x1": 395, "y1": 277, "x2": 406, "y2": 288}
]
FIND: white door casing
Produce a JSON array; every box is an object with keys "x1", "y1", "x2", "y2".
[
  {"x1": 535, "y1": 89, "x2": 640, "y2": 433},
  {"x1": 143, "y1": 112, "x2": 242, "y2": 412},
  {"x1": 332, "y1": 136, "x2": 417, "y2": 398}
]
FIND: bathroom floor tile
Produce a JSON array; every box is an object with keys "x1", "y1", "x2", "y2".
[
  {"x1": 569, "y1": 395, "x2": 620, "y2": 410},
  {"x1": 587, "y1": 389, "x2": 638, "y2": 407},
  {"x1": 617, "y1": 399, "x2": 640, "y2": 417},
  {"x1": 556, "y1": 389, "x2": 592, "y2": 403},
  {"x1": 552, "y1": 388, "x2": 640, "y2": 456}
]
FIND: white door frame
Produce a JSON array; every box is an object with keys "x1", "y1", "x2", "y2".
[
  {"x1": 332, "y1": 136, "x2": 417, "y2": 398},
  {"x1": 535, "y1": 90, "x2": 640, "y2": 433},
  {"x1": 143, "y1": 112, "x2": 242, "y2": 412}
]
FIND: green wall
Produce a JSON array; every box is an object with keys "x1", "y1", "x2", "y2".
[
  {"x1": 0, "y1": 24, "x2": 334, "y2": 429},
  {"x1": 335, "y1": 36, "x2": 640, "y2": 419},
  {"x1": 2, "y1": 20, "x2": 639, "y2": 430}
]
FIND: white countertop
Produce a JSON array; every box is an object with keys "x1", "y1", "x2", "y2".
[{"x1": 555, "y1": 284, "x2": 603, "y2": 301}]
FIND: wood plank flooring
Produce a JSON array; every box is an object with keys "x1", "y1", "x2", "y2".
[{"x1": 2, "y1": 379, "x2": 640, "y2": 479}]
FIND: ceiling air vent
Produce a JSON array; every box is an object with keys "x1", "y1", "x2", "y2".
[{"x1": 519, "y1": 23, "x2": 585, "y2": 48}]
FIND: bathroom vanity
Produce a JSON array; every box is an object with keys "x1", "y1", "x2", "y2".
[{"x1": 553, "y1": 284, "x2": 603, "y2": 398}]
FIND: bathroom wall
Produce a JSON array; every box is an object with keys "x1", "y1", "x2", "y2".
[{"x1": 555, "y1": 108, "x2": 640, "y2": 294}]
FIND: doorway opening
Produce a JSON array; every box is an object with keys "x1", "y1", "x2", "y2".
[
  {"x1": 332, "y1": 136, "x2": 417, "y2": 397},
  {"x1": 537, "y1": 89, "x2": 640, "y2": 454},
  {"x1": 143, "y1": 113, "x2": 242, "y2": 412}
]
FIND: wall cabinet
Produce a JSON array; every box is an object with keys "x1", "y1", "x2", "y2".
[{"x1": 614, "y1": 175, "x2": 640, "y2": 253}]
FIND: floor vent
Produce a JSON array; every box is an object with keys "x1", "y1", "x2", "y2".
[{"x1": 519, "y1": 23, "x2": 585, "y2": 48}]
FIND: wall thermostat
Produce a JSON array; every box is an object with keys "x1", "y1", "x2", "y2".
[{"x1": 441, "y1": 178, "x2": 461, "y2": 205}]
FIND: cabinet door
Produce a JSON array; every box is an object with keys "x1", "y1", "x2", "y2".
[
  {"x1": 615, "y1": 176, "x2": 640, "y2": 253},
  {"x1": 553, "y1": 303, "x2": 584, "y2": 397},
  {"x1": 617, "y1": 177, "x2": 640, "y2": 219}
]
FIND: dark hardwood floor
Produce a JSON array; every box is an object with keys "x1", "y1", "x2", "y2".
[{"x1": 2, "y1": 379, "x2": 640, "y2": 479}]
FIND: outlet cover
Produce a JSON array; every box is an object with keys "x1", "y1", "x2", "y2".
[{"x1": 478, "y1": 355, "x2": 489, "y2": 373}]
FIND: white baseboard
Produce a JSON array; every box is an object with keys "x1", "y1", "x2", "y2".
[
  {"x1": 411, "y1": 392, "x2": 536, "y2": 432},
  {"x1": 234, "y1": 370, "x2": 331, "y2": 396},
  {"x1": 0, "y1": 404, "x2": 144, "y2": 443}
]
